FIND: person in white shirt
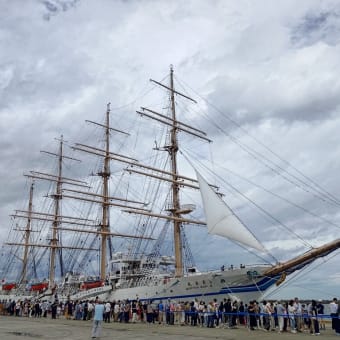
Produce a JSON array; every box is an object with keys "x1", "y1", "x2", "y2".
[
  {"x1": 276, "y1": 301, "x2": 286, "y2": 333},
  {"x1": 87, "y1": 301, "x2": 94, "y2": 320},
  {"x1": 113, "y1": 302, "x2": 120, "y2": 322},
  {"x1": 288, "y1": 300, "x2": 297, "y2": 333},
  {"x1": 294, "y1": 297, "x2": 302, "y2": 332},
  {"x1": 329, "y1": 298, "x2": 338, "y2": 332},
  {"x1": 104, "y1": 301, "x2": 111, "y2": 323}
]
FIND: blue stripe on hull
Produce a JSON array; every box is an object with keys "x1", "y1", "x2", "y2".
[{"x1": 221, "y1": 275, "x2": 280, "y2": 293}]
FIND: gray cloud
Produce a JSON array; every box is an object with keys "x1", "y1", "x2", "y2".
[
  {"x1": 40, "y1": 0, "x2": 80, "y2": 20},
  {"x1": 291, "y1": 8, "x2": 340, "y2": 47}
]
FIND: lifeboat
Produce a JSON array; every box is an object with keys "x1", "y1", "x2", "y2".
[
  {"x1": 80, "y1": 280, "x2": 104, "y2": 290},
  {"x1": 30, "y1": 282, "x2": 49, "y2": 291},
  {"x1": 2, "y1": 282, "x2": 17, "y2": 291}
]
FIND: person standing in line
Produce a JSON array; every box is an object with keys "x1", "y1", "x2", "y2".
[
  {"x1": 287, "y1": 299, "x2": 297, "y2": 333},
  {"x1": 87, "y1": 301, "x2": 94, "y2": 320},
  {"x1": 224, "y1": 298, "x2": 232, "y2": 328},
  {"x1": 276, "y1": 301, "x2": 286, "y2": 333},
  {"x1": 113, "y1": 301, "x2": 120, "y2": 322},
  {"x1": 104, "y1": 301, "x2": 111, "y2": 323},
  {"x1": 247, "y1": 300, "x2": 257, "y2": 331},
  {"x1": 82, "y1": 300, "x2": 88, "y2": 321},
  {"x1": 231, "y1": 300, "x2": 238, "y2": 328},
  {"x1": 131, "y1": 300, "x2": 138, "y2": 323},
  {"x1": 329, "y1": 298, "x2": 338, "y2": 332},
  {"x1": 146, "y1": 300, "x2": 154, "y2": 324},
  {"x1": 124, "y1": 300, "x2": 131, "y2": 323},
  {"x1": 267, "y1": 301, "x2": 275, "y2": 331},
  {"x1": 157, "y1": 300, "x2": 164, "y2": 324},
  {"x1": 262, "y1": 300, "x2": 270, "y2": 331},
  {"x1": 238, "y1": 301, "x2": 245, "y2": 326},
  {"x1": 335, "y1": 299, "x2": 340, "y2": 336},
  {"x1": 91, "y1": 300, "x2": 104, "y2": 339},
  {"x1": 310, "y1": 300, "x2": 320, "y2": 335},
  {"x1": 294, "y1": 297, "x2": 302, "y2": 332},
  {"x1": 316, "y1": 300, "x2": 325, "y2": 330},
  {"x1": 51, "y1": 300, "x2": 58, "y2": 319},
  {"x1": 67, "y1": 300, "x2": 74, "y2": 320}
]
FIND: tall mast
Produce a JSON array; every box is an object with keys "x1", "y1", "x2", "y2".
[
  {"x1": 49, "y1": 136, "x2": 64, "y2": 287},
  {"x1": 72, "y1": 105, "x2": 154, "y2": 280},
  {"x1": 169, "y1": 66, "x2": 183, "y2": 277},
  {"x1": 100, "y1": 103, "x2": 111, "y2": 280},
  {"x1": 7, "y1": 138, "x2": 108, "y2": 284},
  {"x1": 20, "y1": 181, "x2": 34, "y2": 284},
  {"x1": 141, "y1": 66, "x2": 205, "y2": 277}
]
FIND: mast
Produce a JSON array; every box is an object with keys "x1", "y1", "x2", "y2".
[
  {"x1": 49, "y1": 136, "x2": 64, "y2": 287},
  {"x1": 8, "y1": 134, "x2": 145, "y2": 284},
  {"x1": 72, "y1": 105, "x2": 157, "y2": 280},
  {"x1": 20, "y1": 181, "x2": 34, "y2": 284},
  {"x1": 139, "y1": 66, "x2": 207, "y2": 277},
  {"x1": 100, "y1": 103, "x2": 111, "y2": 280},
  {"x1": 169, "y1": 66, "x2": 183, "y2": 277}
]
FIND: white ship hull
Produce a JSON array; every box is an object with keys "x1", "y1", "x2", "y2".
[
  {"x1": 0, "y1": 266, "x2": 278, "y2": 303},
  {"x1": 71, "y1": 266, "x2": 279, "y2": 303}
]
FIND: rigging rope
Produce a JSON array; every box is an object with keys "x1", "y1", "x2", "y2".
[
  {"x1": 181, "y1": 147, "x2": 314, "y2": 250},
  {"x1": 265, "y1": 250, "x2": 340, "y2": 299},
  {"x1": 180, "y1": 149, "x2": 279, "y2": 263},
  {"x1": 175, "y1": 75, "x2": 340, "y2": 208}
]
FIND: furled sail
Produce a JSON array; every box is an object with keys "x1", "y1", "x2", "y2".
[{"x1": 196, "y1": 170, "x2": 265, "y2": 252}]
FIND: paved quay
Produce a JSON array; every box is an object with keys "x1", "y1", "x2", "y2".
[{"x1": 0, "y1": 317, "x2": 338, "y2": 340}]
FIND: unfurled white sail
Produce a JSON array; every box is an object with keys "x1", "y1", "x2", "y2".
[{"x1": 196, "y1": 171, "x2": 265, "y2": 253}]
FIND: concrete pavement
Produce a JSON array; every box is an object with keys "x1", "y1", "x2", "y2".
[{"x1": 0, "y1": 316, "x2": 338, "y2": 340}]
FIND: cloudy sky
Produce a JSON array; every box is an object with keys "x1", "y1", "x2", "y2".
[{"x1": 1, "y1": 0, "x2": 340, "y2": 299}]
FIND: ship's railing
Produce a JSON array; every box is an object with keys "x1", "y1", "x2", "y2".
[
  {"x1": 194, "y1": 264, "x2": 272, "y2": 276},
  {"x1": 70, "y1": 284, "x2": 112, "y2": 301}
]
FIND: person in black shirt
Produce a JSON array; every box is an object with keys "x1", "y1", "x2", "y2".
[
  {"x1": 247, "y1": 301, "x2": 257, "y2": 330},
  {"x1": 316, "y1": 300, "x2": 325, "y2": 330}
]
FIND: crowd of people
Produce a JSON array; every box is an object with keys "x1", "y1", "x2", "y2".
[{"x1": 1, "y1": 296, "x2": 340, "y2": 337}]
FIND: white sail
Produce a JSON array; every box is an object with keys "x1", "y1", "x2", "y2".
[{"x1": 196, "y1": 170, "x2": 265, "y2": 252}]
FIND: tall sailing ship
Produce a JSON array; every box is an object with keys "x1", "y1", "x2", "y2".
[{"x1": 0, "y1": 66, "x2": 339, "y2": 303}]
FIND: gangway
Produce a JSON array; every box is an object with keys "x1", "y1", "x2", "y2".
[{"x1": 70, "y1": 285, "x2": 112, "y2": 301}]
